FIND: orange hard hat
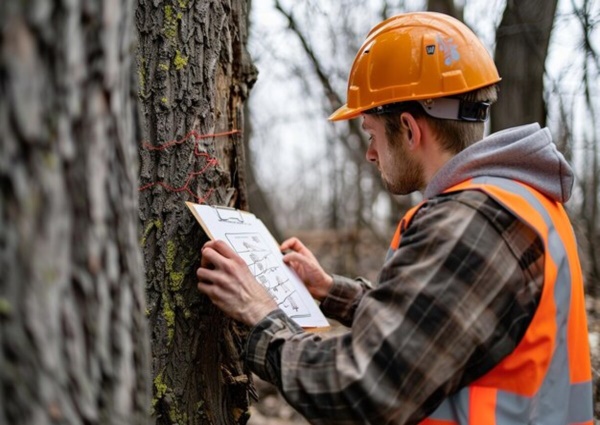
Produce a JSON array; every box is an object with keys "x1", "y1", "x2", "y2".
[{"x1": 329, "y1": 12, "x2": 501, "y2": 121}]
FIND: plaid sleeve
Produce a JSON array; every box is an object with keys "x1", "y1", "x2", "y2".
[
  {"x1": 245, "y1": 190, "x2": 544, "y2": 425},
  {"x1": 245, "y1": 309, "x2": 304, "y2": 386},
  {"x1": 319, "y1": 275, "x2": 372, "y2": 326}
]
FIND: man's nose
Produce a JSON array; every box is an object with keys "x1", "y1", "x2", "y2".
[{"x1": 366, "y1": 144, "x2": 377, "y2": 163}]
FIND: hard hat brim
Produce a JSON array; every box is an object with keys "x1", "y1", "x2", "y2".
[{"x1": 328, "y1": 104, "x2": 362, "y2": 121}]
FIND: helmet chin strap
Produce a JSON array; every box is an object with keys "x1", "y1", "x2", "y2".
[{"x1": 418, "y1": 98, "x2": 490, "y2": 122}]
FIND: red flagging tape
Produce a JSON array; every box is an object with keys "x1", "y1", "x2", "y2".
[{"x1": 138, "y1": 129, "x2": 240, "y2": 204}]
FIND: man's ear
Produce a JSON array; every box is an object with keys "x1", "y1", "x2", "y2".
[{"x1": 400, "y1": 112, "x2": 421, "y2": 149}]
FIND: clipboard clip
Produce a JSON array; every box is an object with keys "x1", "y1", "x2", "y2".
[{"x1": 212, "y1": 206, "x2": 247, "y2": 224}]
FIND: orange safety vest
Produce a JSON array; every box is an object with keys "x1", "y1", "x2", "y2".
[{"x1": 387, "y1": 177, "x2": 593, "y2": 425}]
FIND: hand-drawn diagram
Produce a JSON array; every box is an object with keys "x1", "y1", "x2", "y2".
[
  {"x1": 225, "y1": 232, "x2": 310, "y2": 319},
  {"x1": 187, "y1": 202, "x2": 329, "y2": 328}
]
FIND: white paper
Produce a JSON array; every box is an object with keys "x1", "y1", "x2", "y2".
[{"x1": 187, "y1": 203, "x2": 329, "y2": 328}]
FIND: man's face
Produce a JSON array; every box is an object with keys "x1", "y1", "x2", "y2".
[{"x1": 362, "y1": 114, "x2": 424, "y2": 195}]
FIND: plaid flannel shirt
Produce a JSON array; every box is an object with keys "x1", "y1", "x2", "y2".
[{"x1": 246, "y1": 189, "x2": 545, "y2": 425}]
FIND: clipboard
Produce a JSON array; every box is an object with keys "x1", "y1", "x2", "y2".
[{"x1": 186, "y1": 202, "x2": 330, "y2": 329}]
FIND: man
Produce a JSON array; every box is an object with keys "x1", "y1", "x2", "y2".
[{"x1": 196, "y1": 12, "x2": 593, "y2": 425}]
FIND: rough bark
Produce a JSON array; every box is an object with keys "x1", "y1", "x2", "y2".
[
  {"x1": 135, "y1": 0, "x2": 258, "y2": 424},
  {"x1": 0, "y1": 1, "x2": 150, "y2": 424},
  {"x1": 492, "y1": 0, "x2": 558, "y2": 131}
]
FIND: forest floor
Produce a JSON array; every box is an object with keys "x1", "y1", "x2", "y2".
[
  {"x1": 246, "y1": 229, "x2": 600, "y2": 424},
  {"x1": 248, "y1": 376, "x2": 310, "y2": 425}
]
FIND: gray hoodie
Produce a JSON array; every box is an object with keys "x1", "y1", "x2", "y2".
[{"x1": 425, "y1": 123, "x2": 574, "y2": 203}]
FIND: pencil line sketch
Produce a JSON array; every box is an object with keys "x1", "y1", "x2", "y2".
[{"x1": 225, "y1": 232, "x2": 310, "y2": 318}]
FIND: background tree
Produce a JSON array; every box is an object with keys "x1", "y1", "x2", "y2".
[
  {"x1": 492, "y1": 0, "x2": 558, "y2": 131},
  {"x1": 0, "y1": 0, "x2": 150, "y2": 424},
  {"x1": 135, "y1": 0, "x2": 258, "y2": 423}
]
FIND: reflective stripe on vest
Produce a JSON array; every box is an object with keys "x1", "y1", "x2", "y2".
[{"x1": 388, "y1": 177, "x2": 593, "y2": 425}]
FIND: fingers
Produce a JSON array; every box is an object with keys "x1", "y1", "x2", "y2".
[
  {"x1": 196, "y1": 276, "x2": 216, "y2": 295},
  {"x1": 282, "y1": 250, "x2": 310, "y2": 267},
  {"x1": 195, "y1": 244, "x2": 278, "y2": 325},
  {"x1": 198, "y1": 243, "x2": 232, "y2": 285},
  {"x1": 196, "y1": 249, "x2": 240, "y2": 304},
  {"x1": 196, "y1": 263, "x2": 219, "y2": 285},
  {"x1": 200, "y1": 240, "x2": 246, "y2": 270},
  {"x1": 280, "y1": 237, "x2": 306, "y2": 253},
  {"x1": 199, "y1": 243, "x2": 220, "y2": 269},
  {"x1": 203, "y1": 240, "x2": 238, "y2": 259}
]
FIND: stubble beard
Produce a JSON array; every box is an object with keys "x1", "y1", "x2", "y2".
[{"x1": 382, "y1": 144, "x2": 425, "y2": 196}]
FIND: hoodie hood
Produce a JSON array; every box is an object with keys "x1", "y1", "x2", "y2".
[{"x1": 425, "y1": 123, "x2": 574, "y2": 203}]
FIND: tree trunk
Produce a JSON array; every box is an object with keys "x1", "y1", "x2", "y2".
[
  {"x1": 427, "y1": 0, "x2": 463, "y2": 20},
  {"x1": 492, "y1": 0, "x2": 558, "y2": 131},
  {"x1": 135, "y1": 0, "x2": 258, "y2": 424},
  {"x1": 0, "y1": 1, "x2": 150, "y2": 424}
]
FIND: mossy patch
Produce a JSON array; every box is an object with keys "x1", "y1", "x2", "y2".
[
  {"x1": 141, "y1": 219, "x2": 162, "y2": 247},
  {"x1": 163, "y1": 5, "x2": 179, "y2": 39},
  {"x1": 173, "y1": 50, "x2": 188, "y2": 70},
  {"x1": 162, "y1": 293, "x2": 176, "y2": 344},
  {"x1": 0, "y1": 298, "x2": 12, "y2": 317}
]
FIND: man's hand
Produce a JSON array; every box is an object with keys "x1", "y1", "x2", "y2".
[
  {"x1": 281, "y1": 237, "x2": 333, "y2": 301},
  {"x1": 196, "y1": 240, "x2": 278, "y2": 326}
]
